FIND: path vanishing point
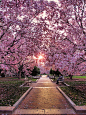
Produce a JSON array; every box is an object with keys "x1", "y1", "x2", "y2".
[{"x1": 13, "y1": 75, "x2": 76, "y2": 114}]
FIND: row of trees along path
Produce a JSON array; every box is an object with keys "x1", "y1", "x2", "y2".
[
  {"x1": 0, "y1": 0, "x2": 86, "y2": 79},
  {"x1": 13, "y1": 75, "x2": 76, "y2": 114}
]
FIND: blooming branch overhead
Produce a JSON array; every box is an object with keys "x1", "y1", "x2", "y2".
[{"x1": 0, "y1": 0, "x2": 86, "y2": 77}]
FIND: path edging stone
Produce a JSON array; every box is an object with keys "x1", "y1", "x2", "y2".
[
  {"x1": 0, "y1": 106, "x2": 15, "y2": 114},
  {"x1": 13, "y1": 108, "x2": 76, "y2": 114},
  {"x1": 13, "y1": 87, "x2": 33, "y2": 110},
  {"x1": 56, "y1": 86, "x2": 86, "y2": 113}
]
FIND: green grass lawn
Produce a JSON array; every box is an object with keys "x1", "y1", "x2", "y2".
[
  {"x1": 9, "y1": 77, "x2": 38, "y2": 82},
  {"x1": 31, "y1": 78, "x2": 37, "y2": 82},
  {"x1": 0, "y1": 80, "x2": 23, "y2": 84},
  {"x1": 0, "y1": 80, "x2": 29, "y2": 106},
  {"x1": 72, "y1": 76, "x2": 86, "y2": 79},
  {"x1": 28, "y1": 77, "x2": 38, "y2": 82},
  {"x1": 65, "y1": 76, "x2": 86, "y2": 79}
]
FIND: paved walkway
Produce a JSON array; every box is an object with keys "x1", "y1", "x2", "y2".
[{"x1": 13, "y1": 75, "x2": 76, "y2": 114}]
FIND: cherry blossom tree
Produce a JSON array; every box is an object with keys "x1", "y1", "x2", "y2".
[
  {"x1": 0, "y1": 0, "x2": 86, "y2": 79},
  {"x1": 37, "y1": 0, "x2": 86, "y2": 77},
  {"x1": 0, "y1": 0, "x2": 47, "y2": 78}
]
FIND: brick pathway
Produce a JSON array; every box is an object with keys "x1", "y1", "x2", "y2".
[{"x1": 13, "y1": 75, "x2": 76, "y2": 114}]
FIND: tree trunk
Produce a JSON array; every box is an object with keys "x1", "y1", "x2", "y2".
[
  {"x1": 18, "y1": 64, "x2": 23, "y2": 79},
  {"x1": 69, "y1": 74, "x2": 73, "y2": 80},
  {"x1": 18, "y1": 71, "x2": 21, "y2": 79}
]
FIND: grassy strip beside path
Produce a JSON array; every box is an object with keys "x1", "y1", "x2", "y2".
[
  {"x1": 61, "y1": 86, "x2": 86, "y2": 106},
  {"x1": 61, "y1": 81, "x2": 86, "y2": 106},
  {"x1": 0, "y1": 80, "x2": 29, "y2": 106},
  {"x1": 65, "y1": 81, "x2": 86, "y2": 86},
  {"x1": 9, "y1": 77, "x2": 38, "y2": 82},
  {"x1": 28, "y1": 77, "x2": 38, "y2": 82}
]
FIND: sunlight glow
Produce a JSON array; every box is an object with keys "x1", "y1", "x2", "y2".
[
  {"x1": 38, "y1": 55, "x2": 43, "y2": 60},
  {"x1": 33, "y1": 54, "x2": 44, "y2": 60}
]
